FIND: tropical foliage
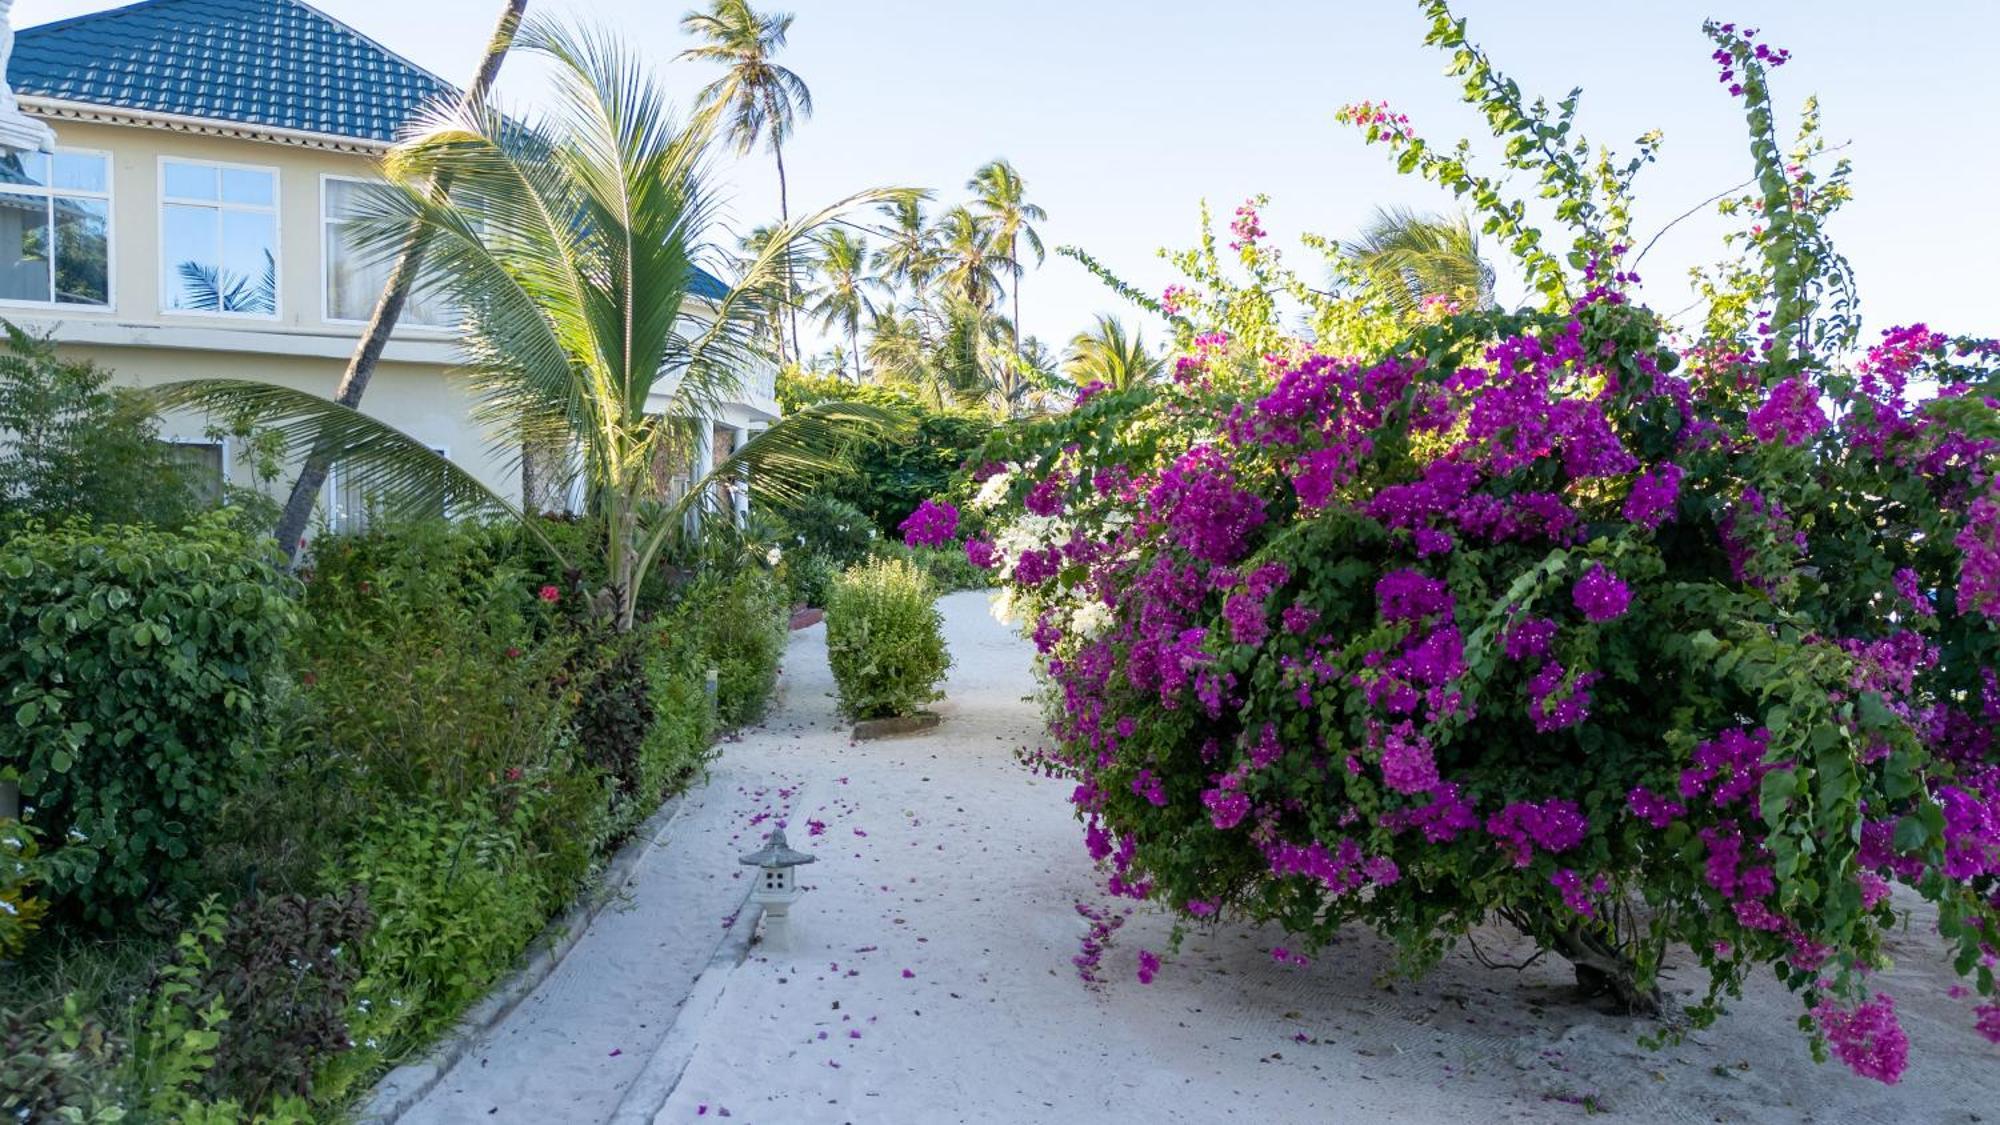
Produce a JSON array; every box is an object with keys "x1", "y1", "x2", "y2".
[
  {"x1": 155, "y1": 18, "x2": 895, "y2": 629},
  {"x1": 956, "y1": 4, "x2": 2000, "y2": 1085}
]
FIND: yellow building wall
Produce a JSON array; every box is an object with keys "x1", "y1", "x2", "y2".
[{"x1": 3, "y1": 116, "x2": 521, "y2": 517}]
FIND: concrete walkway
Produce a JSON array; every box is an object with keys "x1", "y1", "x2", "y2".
[{"x1": 405, "y1": 592, "x2": 1997, "y2": 1125}]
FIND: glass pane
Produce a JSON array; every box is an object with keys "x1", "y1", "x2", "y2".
[
  {"x1": 162, "y1": 203, "x2": 218, "y2": 311},
  {"x1": 324, "y1": 221, "x2": 371, "y2": 321},
  {"x1": 0, "y1": 151, "x2": 47, "y2": 187},
  {"x1": 326, "y1": 216, "x2": 451, "y2": 326},
  {"x1": 0, "y1": 191, "x2": 51, "y2": 302},
  {"x1": 221, "y1": 167, "x2": 274, "y2": 207},
  {"x1": 51, "y1": 152, "x2": 107, "y2": 194},
  {"x1": 165, "y1": 442, "x2": 225, "y2": 505},
  {"x1": 333, "y1": 465, "x2": 371, "y2": 535},
  {"x1": 53, "y1": 197, "x2": 107, "y2": 305},
  {"x1": 220, "y1": 210, "x2": 277, "y2": 314},
  {"x1": 162, "y1": 161, "x2": 217, "y2": 201},
  {"x1": 323, "y1": 177, "x2": 361, "y2": 221}
]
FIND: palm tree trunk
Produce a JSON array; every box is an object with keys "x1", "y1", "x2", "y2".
[
  {"x1": 772, "y1": 133, "x2": 801, "y2": 365},
  {"x1": 272, "y1": 0, "x2": 528, "y2": 563},
  {"x1": 849, "y1": 320, "x2": 860, "y2": 382},
  {"x1": 1011, "y1": 270, "x2": 1022, "y2": 354}
]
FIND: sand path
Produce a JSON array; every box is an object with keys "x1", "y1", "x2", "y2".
[{"x1": 404, "y1": 591, "x2": 1996, "y2": 1124}]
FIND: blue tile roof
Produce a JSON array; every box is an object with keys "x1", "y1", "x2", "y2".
[
  {"x1": 10, "y1": 0, "x2": 452, "y2": 144},
  {"x1": 7, "y1": 0, "x2": 732, "y2": 300}
]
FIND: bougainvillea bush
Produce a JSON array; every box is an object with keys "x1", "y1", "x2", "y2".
[{"x1": 961, "y1": 6, "x2": 2000, "y2": 1084}]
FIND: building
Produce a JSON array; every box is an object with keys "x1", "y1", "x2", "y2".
[{"x1": 0, "y1": 0, "x2": 777, "y2": 532}]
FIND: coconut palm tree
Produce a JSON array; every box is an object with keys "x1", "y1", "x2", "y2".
[
  {"x1": 155, "y1": 19, "x2": 897, "y2": 631},
  {"x1": 864, "y1": 308, "x2": 929, "y2": 388},
  {"x1": 1339, "y1": 207, "x2": 1495, "y2": 317},
  {"x1": 871, "y1": 194, "x2": 937, "y2": 303},
  {"x1": 934, "y1": 205, "x2": 1004, "y2": 310},
  {"x1": 1063, "y1": 314, "x2": 1162, "y2": 392},
  {"x1": 679, "y1": 0, "x2": 812, "y2": 358},
  {"x1": 968, "y1": 159, "x2": 1045, "y2": 352},
  {"x1": 807, "y1": 227, "x2": 884, "y2": 381},
  {"x1": 734, "y1": 224, "x2": 795, "y2": 363}
]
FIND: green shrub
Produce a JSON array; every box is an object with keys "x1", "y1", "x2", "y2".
[
  {"x1": 777, "y1": 372, "x2": 989, "y2": 536},
  {"x1": 2, "y1": 998, "x2": 124, "y2": 1121},
  {"x1": 686, "y1": 567, "x2": 788, "y2": 727},
  {"x1": 1, "y1": 817, "x2": 48, "y2": 957},
  {"x1": 298, "y1": 539, "x2": 575, "y2": 811},
  {"x1": 777, "y1": 495, "x2": 877, "y2": 564},
  {"x1": 622, "y1": 616, "x2": 718, "y2": 838},
  {"x1": 0, "y1": 515, "x2": 300, "y2": 920},
  {"x1": 871, "y1": 540, "x2": 991, "y2": 593},
  {"x1": 825, "y1": 557, "x2": 951, "y2": 720},
  {"x1": 782, "y1": 549, "x2": 839, "y2": 609},
  {"x1": 318, "y1": 801, "x2": 550, "y2": 1101},
  {"x1": 0, "y1": 321, "x2": 219, "y2": 532},
  {"x1": 195, "y1": 889, "x2": 372, "y2": 1110}
]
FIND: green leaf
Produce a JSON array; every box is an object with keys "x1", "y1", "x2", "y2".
[
  {"x1": 1891, "y1": 815, "x2": 1929, "y2": 853},
  {"x1": 1759, "y1": 769, "x2": 1798, "y2": 825}
]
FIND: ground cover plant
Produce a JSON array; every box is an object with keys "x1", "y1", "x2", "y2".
[{"x1": 961, "y1": 4, "x2": 2000, "y2": 1084}]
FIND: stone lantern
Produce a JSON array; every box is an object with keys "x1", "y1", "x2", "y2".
[{"x1": 738, "y1": 826, "x2": 815, "y2": 943}]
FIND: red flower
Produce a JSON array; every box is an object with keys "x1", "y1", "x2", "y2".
[
  {"x1": 506, "y1": 646, "x2": 522, "y2": 659},
  {"x1": 505, "y1": 767, "x2": 523, "y2": 781},
  {"x1": 538, "y1": 585, "x2": 561, "y2": 603}
]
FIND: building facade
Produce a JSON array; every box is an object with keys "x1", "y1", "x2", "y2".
[{"x1": 0, "y1": 0, "x2": 777, "y2": 533}]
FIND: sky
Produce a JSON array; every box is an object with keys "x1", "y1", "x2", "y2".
[{"x1": 15, "y1": 0, "x2": 1999, "y2": 359}]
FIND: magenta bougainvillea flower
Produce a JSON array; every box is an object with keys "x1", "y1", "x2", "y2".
[{"x1": 898, "y1": 499, "x2": 960, "y2": 548}]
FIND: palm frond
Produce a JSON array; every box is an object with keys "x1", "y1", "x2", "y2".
[{"x1": 149, "y1": 379, "x2": 565, "y2": 562}]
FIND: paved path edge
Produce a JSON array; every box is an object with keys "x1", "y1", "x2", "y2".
[
  {"x1": 604, "y1": 892, "x2": 764, "y2": 1125},
  {"x1": 355, "y1": 790, "x2": 693, "y2": 1124}
]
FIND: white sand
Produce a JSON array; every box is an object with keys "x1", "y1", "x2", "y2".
[{"x1": 412, "y1": 591, "x2": 1998, "y2": 1124}]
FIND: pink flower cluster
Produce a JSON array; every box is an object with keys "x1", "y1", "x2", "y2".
[
  {"x1": 1812, "y1": 994, "x2": 1908, "y2": 1085},
  {"x1": 899, "y1": 498, "x2": 959, "y2": 548},
  {"x1": 1486, "y1": 799, "x2": 1589, "y2": 867},
  {"x1": 1571, "y1": 564, "x2": 1632, "y2": 623}
]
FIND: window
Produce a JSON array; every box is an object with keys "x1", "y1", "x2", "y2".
[
  {"x1": 163, "y1": 439, "x2": 226, "y2": 505},
  {"x1": 322, "y1": 177, "x2": 450, "y2": 326},
  {"x1": 0, "y1": 149, "x2": 110, "y2": 306},
  {"x1": 329, "y1": 448, "x2": 448, "y2": 535},
  {"x1": 160, "y1": 159, "x2": 277, "y2": 316}
]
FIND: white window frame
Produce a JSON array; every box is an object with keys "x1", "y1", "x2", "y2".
[
  {"x1": 319, "y1": 173, "x2": 456, "y2": 331},
  {"x1": 0, "y1": 147, "x2": 115, "y2": 311},
  {"x1": 157, "y1": 156, "x2": 281, "y2": 321}
]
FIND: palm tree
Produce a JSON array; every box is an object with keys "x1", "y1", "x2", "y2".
[
  {"x1": 968, "y1": 159, "x2": 1045, "y2": 352},
  {"x1": 270, "y1": 0, "x2": 527, "y2": 561},
  {"x1": 934, "y1": 205, "x2": 1004, "y2": 310},
  {"x1": 807, "y1": 227, "x2": 883, "y2": 381},
  {"x1": 1063, "y1": 314, "x2": 1162, "y2": 392},
  {"x1": 871, "y1": 195, "x2": 937, "y2": 303},
  {"x1": 734, "y1": 225, "x2": 794, "y2": 363},
  {"x1": 156, "y1": 19, "x2": 897, "y2": 631},
  {"x1": 864, "y1": 309, "x2": 929, "y2": 389},
  {"x1": 993, "y1": 334, "x2": 1055, "y2": 417},
  {"x1": 679, "y1": 0, "x2": 812, "y2": 360},
  {"x1": 1339, "y1": 207, "x2": 1495, "y2": 317}
]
